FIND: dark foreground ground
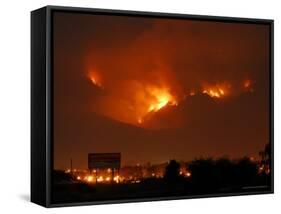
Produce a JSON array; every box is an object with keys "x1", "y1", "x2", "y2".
[{"x1": 52, "y1": 172, "x2": 271, "y2": 204}]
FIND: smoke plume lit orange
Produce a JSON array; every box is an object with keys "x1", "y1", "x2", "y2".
[{"x1": 84, "y1": 20, "x2": 258, "y2": 128}]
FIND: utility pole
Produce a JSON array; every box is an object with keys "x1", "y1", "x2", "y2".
[
  {"x1": 111, "y1": 168, "x2": 114, "y2": 184},
  {"x1": 95, "y1": 169, "x2": 98, "y2": 184},
  {"x1": 70, "y1": 158, "x2": 73, "y2": 174}
]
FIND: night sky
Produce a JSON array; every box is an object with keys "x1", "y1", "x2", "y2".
[{"x1": 53, "y1": 11, "x2": 270, "y2": 170}]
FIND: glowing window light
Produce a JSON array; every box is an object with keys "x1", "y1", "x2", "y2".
[
  {"x1": 97, "y1": 176, "x2": 104, "y2": 182},
  {"x1": 87, "y1": 176, "x2": 93, "y2": 182},
  {"x1": 113, "y1": 175, "x2": 120, "y2": 181}
]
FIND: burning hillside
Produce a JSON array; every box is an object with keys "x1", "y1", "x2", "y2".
[{"x1": 87, "y1": 66, "x2": 254, "y2": 128}]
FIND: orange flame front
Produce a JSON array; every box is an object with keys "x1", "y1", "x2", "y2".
[
  {"x1": 202, "y1": 82, "x2": 231, "y2": 98},
  {"x1": 88, "y1": 70, "x2": 103, "y2": 88},
  {"x1": 147, "y1": 87, "x2": 177, "y2": 112},
  {"x1": 137, "y1": 85, "x2": 177, "y2": 124}
]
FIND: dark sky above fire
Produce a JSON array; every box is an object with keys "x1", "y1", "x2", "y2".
[{"x1": 53, "y1": 12, "x2": 270, "y2": 169}]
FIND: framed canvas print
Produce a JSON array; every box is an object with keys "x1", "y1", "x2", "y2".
[{"x1": 31, "y1": 5, "x2": 274, "y2": 207}]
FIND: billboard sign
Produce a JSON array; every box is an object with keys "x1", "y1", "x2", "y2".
[{"x1": 88, "y1": 153, "x2": 121, "y2": 170}]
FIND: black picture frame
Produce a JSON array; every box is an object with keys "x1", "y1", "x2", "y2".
[{"x1": 31, "y1": 5, "x2": 274, "y2": 208}]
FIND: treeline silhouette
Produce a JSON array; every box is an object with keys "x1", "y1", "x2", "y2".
[{"x1": 163, "y1": 156, "x2": 270, "y2": 194}]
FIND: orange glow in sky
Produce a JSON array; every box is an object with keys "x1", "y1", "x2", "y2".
[{"x1": 53, "y1": 13, "x2": 269, "y2": 169}]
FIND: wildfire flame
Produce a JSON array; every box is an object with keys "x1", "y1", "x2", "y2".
[
  {"x1": 244, "y1": 80, "x2": 251, "y2": 88},
  {"x1": 203, "y1": 88, "x2": 225, "y2": 98},
  {"x1": 88, "y1": 71, "x2": 103, "y2": 88},
  {"x1": 243, "y1": 79, "x2": 254, "y2": 92},
  {"x1": 189, "y1": 91, "x2": 196, "y2": 96},
  {"x1": 147, "y1": 87, "x2": 177, "y2": 112},
  {"x1": 202, "y1": 82, "x2": 231, "y2": 98},
  {"x1": 137, "y1": 86, "x2": 177, "y2": 124}
]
